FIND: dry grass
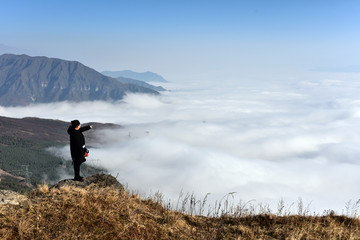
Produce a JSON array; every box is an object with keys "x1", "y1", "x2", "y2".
[{"x1": 0, "y1": 184, "x2": 359, "y2": 239}]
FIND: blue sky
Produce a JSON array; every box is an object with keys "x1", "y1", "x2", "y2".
[{"x1": 1, "y1": 0, "x2": 360, "y2": 82}]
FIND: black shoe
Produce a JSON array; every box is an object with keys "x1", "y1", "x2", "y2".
[{"x1": 73, "y1": 177, "x2": 83, "y2": 181}]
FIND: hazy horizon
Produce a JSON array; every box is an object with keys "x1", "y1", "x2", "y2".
[{"x1": 1, "y1": 1, "x2": 360, "y2": 83}]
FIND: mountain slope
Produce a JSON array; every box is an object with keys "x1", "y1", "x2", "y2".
[
  {"x1": 102, "y1": 70, "x2": 168, "y2": 82},
  {"x1": 0, "y1": 54, "x2": 159, "y2": 106},
  {"x1": 0, "y1": 116, "x2": 117, "y2": 191},
  {"x1": 0, "y1": 174, "x2": 359, "y2": 239},
  {"x1": 0, "y1": 115, "x2": 119, "y2": 143}
]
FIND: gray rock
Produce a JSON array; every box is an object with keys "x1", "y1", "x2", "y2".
[
  {"x1": 51, "y1": 173, "x2": 124, "y2": 192},
  {"x1": 0, "y1": 189, "x2": 27, "y2": 205}
]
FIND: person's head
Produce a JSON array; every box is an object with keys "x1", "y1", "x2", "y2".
[{"x1": 71, "y1": 120, "x2": 81, "y2": 130}]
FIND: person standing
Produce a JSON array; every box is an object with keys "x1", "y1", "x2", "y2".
[{"x1": 67, "y1": 120, "x2": 93, "y2": 181}]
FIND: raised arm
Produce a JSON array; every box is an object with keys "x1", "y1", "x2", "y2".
[{"x1": 79, "y1": 125, "x2": 92, "y2": 133}]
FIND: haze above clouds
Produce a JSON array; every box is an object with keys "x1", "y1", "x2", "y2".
[
  {"x1": 1, "y1": 1, "x2": 360, "y2": 82},
  {"x1": 1, "y1": 75, "x2": 360, "y2": 212}
]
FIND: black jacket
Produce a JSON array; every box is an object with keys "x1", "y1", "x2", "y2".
[{"x1": 67, "y1": 125, "x2": 91, "y2": 159}]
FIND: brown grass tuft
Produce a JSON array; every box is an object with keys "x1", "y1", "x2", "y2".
[
  {"x1": 37, "y1": 184, "x2": 49, "y2": 194},
  {"x1": 0, "y1": 185, "x2": 359, "y2": 239}
]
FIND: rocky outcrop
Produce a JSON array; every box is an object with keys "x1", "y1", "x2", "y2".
[
  {"x1": 51, "y1": 173, "x2": 124, "y2": 192},
  {"x1": 0, "y1": 190, "x2": 27, "y2": 205},
  {"x1": 0, "y1": 174, "x2": 124, "y2": 205}
]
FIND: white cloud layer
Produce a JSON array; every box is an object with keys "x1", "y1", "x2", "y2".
[{"x1": 2, "y1": 76, "x2": 360, "y2": 213}]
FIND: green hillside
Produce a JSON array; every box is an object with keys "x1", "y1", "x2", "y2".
[
  {"x1": 0, "y1": 135, "x2": 104, "y2": 193},
  {"x1": 0, "y1": 116, "x2": 114, "y2": 193}
]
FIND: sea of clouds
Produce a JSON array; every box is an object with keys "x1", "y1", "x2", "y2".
[{"x1": 1, "y1": 75, "x2": 360, "y2": 213}]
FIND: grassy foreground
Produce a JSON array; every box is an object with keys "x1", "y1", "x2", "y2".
[{"x1": 0, "y1": 184, "x2": 359, "y2": 239}]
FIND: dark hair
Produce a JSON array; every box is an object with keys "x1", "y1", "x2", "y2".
[{"x1": 71, "y1": 120, "x2": 80, "y2": 128}]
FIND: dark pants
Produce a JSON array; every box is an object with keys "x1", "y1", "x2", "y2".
[{"x1": 73, "y1": 157, "x2": 85, "y2": 179}]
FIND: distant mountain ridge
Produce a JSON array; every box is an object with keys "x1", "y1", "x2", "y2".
[
  {"x1": 102, "y1": 70, "x2": 168, "y2": 83},
  {"x1": 0, "y1": 54, "x2": 159, "y2": 106},
  {"x1": 0, "y1": 115, "x2": 118, "y2": 143},
  {"x1": 115, "y1": 77, "x2": 166, "y2": 92}
]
